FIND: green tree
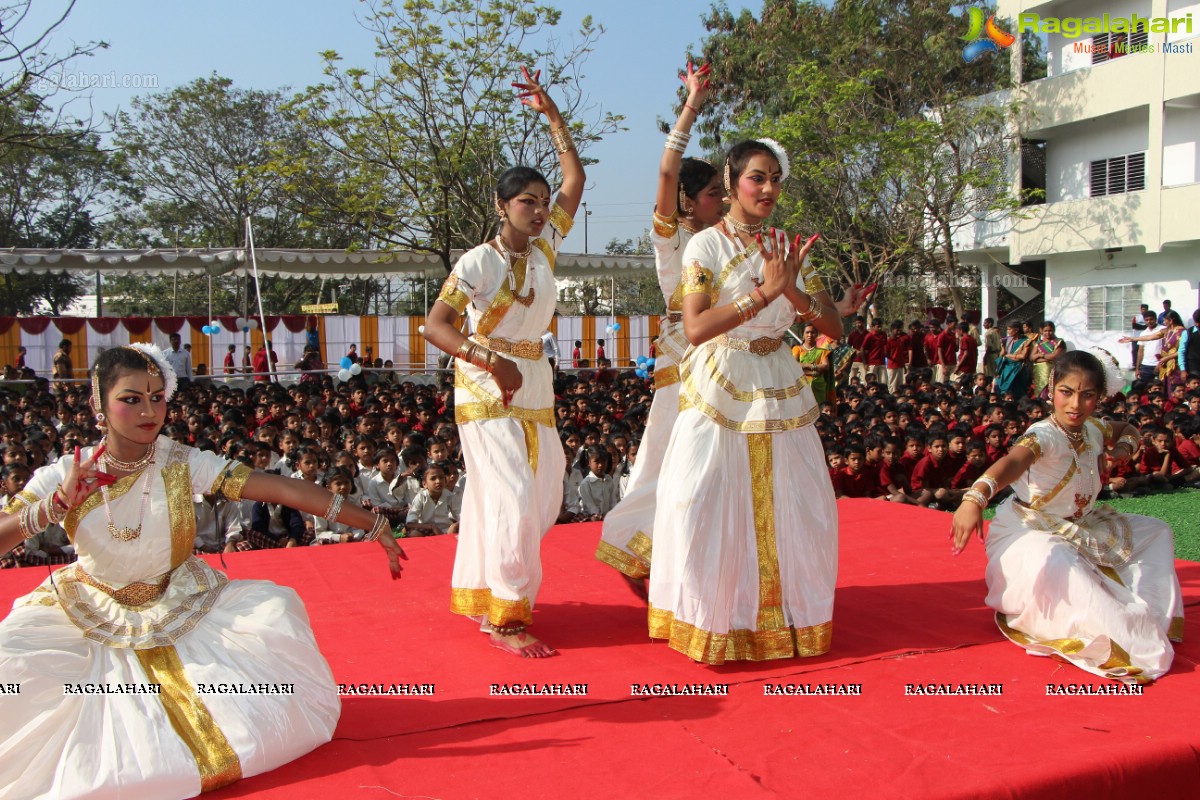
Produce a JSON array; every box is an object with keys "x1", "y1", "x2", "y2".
[
  {"x1": 268, "y1": 0, "x2": 623, "y2": 274},
  {"x1": 103, "y1": 75, "x2": 370, "y2": 315},
  {"x1": 693, "y1": 0, "x2": 1045, "y2": 318}
]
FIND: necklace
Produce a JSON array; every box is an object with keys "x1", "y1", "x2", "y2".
[
  {"x1": 100, "y1": 438, "x2": 156, "y2": 472},
  {"x1": 100, "y1": 454, "x2": 154, "y2": 542},
  {"x1": 495, "y1": 234, "x2": 536, "y2": 307},
  {"x1": 1049, "y1": 416, "x2": 1096, "y2": 506},
  {"x1": 723, "y1": 215, "x2": 765, "y2": 236},
  {"x1": 721, "y1": 220, "x2": 765, "y2": 287},
  {"x1": 679, "y1": 220, "x2": 702, "y2": 235}
]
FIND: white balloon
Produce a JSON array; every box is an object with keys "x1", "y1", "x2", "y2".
[
  {"x1": 337, "y1": 369, "x2": 351, "y2": 382},
  {"x1": 209, "y1": 320, "x2": 219, "y2": 329},
  {"x1": 349, "y1": 363, "x2": 362, "y2": 376},
  {"x1": 234, "y1": 316, "x2": 246, "y2": 329},
  {"x1": 249, "y1": 319, "x2": 260, "y2": 330},
  {"x1": 417, "y1": 325, "x2": 426, "y2": 335}
]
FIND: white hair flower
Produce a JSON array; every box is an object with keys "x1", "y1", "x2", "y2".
[
  {"x1": 756, "y1": 138, "x2": 791, "y2": 182},
  {"x1": 1085, "y1": 347, "x2": 1126, "y2": 397},
  {"x1": 128, "y1": 343, "x2": 178, "y2": 402}
]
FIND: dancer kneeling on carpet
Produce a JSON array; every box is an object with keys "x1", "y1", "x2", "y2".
[
  {"x1": 423, "y1": 67, "x2": 583, "y2": 658},
  {"x1": 647, "y1": 139, "x2": 867, "y2": 664},
  {"x1": 0, "y1": 344, "x2": 405, "y2": 800},
  {"x1": 951, "y1": 349, "x2": 1183, "y2": 684}
]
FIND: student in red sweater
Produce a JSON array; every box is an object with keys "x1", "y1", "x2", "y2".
[
  {"x1": 953, "y1": 321, "x2": 978, "y2": 380},
  {"x1": 982, "y1": 424, "x2": 1007, "y2": 466},
  {"x1": 950, "y1": 439, "x2": 989, "y2": 501},
  {"x1": 945, "y1": 429, "x2": 968, "y2": 476},
  {"x1": 935, "y1": 319, "x2": 959, "y2": 384},
  {"x1": 834, "y1": 443, "x2": 882, "y2": 498},
  {"x1": 911, "y1": 430, "x2": 955, "y2": 508},
  {"x1": 861, "y1": 319, "x2": 888, "y2": 383},
  {"x1": 879, "y1": 436, "x2": 914, "y2": 503},
  {"x1": 885, "y1": 321, "x2": 910, "y2": 393}
]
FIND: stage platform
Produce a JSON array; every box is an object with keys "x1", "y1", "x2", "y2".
[{"x1": 2, "y1": 500, "x2": 1199, "y2": 799}]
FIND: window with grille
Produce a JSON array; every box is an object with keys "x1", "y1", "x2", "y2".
[
  {"x1": 1092, "y1": 29, "x2": 1151, "y2": 64},
  {"x1": 1090, "y1": 152, "x2": 1145, "y2": 197},
  {"x1": 1086, "y1": 284, "x2": 1142, "y2": 331}
]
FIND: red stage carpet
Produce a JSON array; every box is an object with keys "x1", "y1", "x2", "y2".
[{"x1": 2, "y1": 500, "x2": 1199, "y2": 799}]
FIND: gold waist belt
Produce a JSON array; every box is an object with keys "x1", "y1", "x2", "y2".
[
  {"x1": 666, "y1": 312, "x2": 683, "y2": 323},
  {"x1": 472, "y1": 335, "x2": 543, "y2": 360},
  {"x1": 72, "y1": 568, "x2": 171, "y2": 607},
  {"x1": 714, "y1": 335, "x2": 784, "y2": 356}
]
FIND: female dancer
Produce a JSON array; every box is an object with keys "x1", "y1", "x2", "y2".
[
  {"x1": 952, "y1": 350, "x2": 1182, "y2": 683},
  {"x1": 1029, "y1": 320, "x2": 1065, "y2": 398},
  {"x1": 423, "y1": 67, "x2": 583, "y2": 658},
  {"x1": 0, "y1": 345, "x2": 404, "y2": 799},
  {"x1": 596, "y1": 62, "x2": 723, "y2": 589},
  {"x1": 648, "y1": 139, "x2": 865, "y2": 664},
  {"x1": 994, "y1": 320, "x2": 1032, "y2": 400}
]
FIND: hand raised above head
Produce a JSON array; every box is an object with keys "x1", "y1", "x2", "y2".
[{"x1": 513, "y1": 65, "x2": 555, "y2": 116}]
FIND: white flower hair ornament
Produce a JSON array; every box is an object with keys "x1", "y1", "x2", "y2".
[
  {"x1": 1085, "y1": 347, "x2": 1125, "y2": 397},
  {"x1": 128, "y1": 343, "x2": 178, "y2": 402},
  {"x1": 756, "y1": 138, "x2": 791, "y2": 182}
]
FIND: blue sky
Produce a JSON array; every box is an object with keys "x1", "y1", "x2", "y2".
[{"x1": 24, "y1": 0, "x2": 757, "y2": 249}]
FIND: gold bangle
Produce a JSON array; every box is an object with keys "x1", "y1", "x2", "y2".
[
  {"x1": 455, "y1": 340, "x2": 474, "y2": 362},
  {"x1": 550, "y1": 125, "x2": 575, "y2": 155},
  {"x1": 962, "y1": 489, "x2": 988, "y2": 509}
]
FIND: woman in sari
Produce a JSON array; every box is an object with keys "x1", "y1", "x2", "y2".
[
  {"x1": 1030, "y1": 321, "x2": 1066, "y2": 398},
  {"x1": 994, "y1": 321, "x2": 1032, "y2": 400},
  {"x1": 423, "y1": 67, "x2": 583, "y2": 658},
  {"x1": 0, "y1": 345, "x2": 403, "y2": 799},
  {"x1": 793, "y1": 322, "x2": 834, "y2": 405},
  {"x1": 597, "y1": 62, "x2": 723, "y2": 588}
]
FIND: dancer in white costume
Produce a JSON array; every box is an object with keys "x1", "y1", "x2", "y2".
[
  {"x1": 424, "y1": 67, "x2": 583, "y2": 658},
  {"x1": 596, "y1": 62, "x2": 725, "y2": 589},
  {"x1": 0, "y1": 345, "x2": 404, "y2": 800},
  {"x1": 952, "y1": 349, "x2": 1183, "y2": 683},
  {"x1": 648, "y1": 140, "x2": 865, "y2": 664}
]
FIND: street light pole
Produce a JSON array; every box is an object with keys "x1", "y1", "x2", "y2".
[{"x1": 582, "y1": 201, "x2": 591, "y2": 253}]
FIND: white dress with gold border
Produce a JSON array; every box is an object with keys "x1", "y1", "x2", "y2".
[
  {"x1": 438, "y1": 206, "x2": 572, "y2": 629},
  {"x1": 0, "y1": 438, "x2": 339, "y2": 799},
  {"x1": 647, "y1": 227, "x2": 838, "y2": 664},
  {"x1": 596, "y1": 212, "x2": 693, "y2": 578},
  {"x1": 985, "y1": 418, "x2": 1183, "y2": 683}
]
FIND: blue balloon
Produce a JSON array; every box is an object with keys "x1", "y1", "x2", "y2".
[
  {"x1": 635, "y1": 369, "x2": 647, "y2": 379},
  {"x1": 340, "y1": 356, "x2": 352, "y2": 369},
  {"x1": 646, "y1": 358, "x2": 655, "y2": 368},
  {"x1": 636, "y1": 356, "x2": 647, "y2": 366},
  {"x1": 612, "y1": 323, "x2": 621, "y2": 331},
  {"x1": 242, "y1": 326, "x2": 250, "y2": 333}
]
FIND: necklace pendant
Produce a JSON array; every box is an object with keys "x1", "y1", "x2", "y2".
[{"x1": 108, "y1": 523, "x2": 142, "y2": 542}]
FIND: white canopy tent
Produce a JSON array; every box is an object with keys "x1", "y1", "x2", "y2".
[{"x1": 0, "y1": 247, "x2": 655, "y2": 280}]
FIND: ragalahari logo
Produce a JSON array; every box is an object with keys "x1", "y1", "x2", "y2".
[{"x1": 962, "y1": 8, "x2": 1016, "y2": 62}]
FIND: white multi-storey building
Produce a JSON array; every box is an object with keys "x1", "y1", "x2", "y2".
[{"x1": 957, "y1": 0, "x2": 1199, "y2": 359}]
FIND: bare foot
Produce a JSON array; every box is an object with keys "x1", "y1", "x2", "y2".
[{"x1": 489, "y1": 629, "x2": 558, "y2": 658}]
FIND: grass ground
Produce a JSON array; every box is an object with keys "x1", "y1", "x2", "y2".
[{"x1": 984, "y1": 488, "x2": 1200, "y2": 561}]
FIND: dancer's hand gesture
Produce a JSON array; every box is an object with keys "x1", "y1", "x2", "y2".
[
  {"x1": 514, "y1": 66, "x2": 557, "y2": 118},
  {"x1": 60, "y1": 444, "x2": 118, "y2": 509},
  {"x1": 491, "y1": 356, "x2": 524, "y2": 408},
  {"x1": 756, "y1": 228, "x2": 793, "y2": 302},
  {"x1": 377, "y1": 531, "x2": 408, "y2": 580},
  {"x1": 835, "y1": 283, "x2": 876, "y2": 318},
  {"x1": 950, "y1": 502, "x2": 984, "y2": 556},
  {"x1": 681, "y1": 61, "x2": 712, "y2": 109}
]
